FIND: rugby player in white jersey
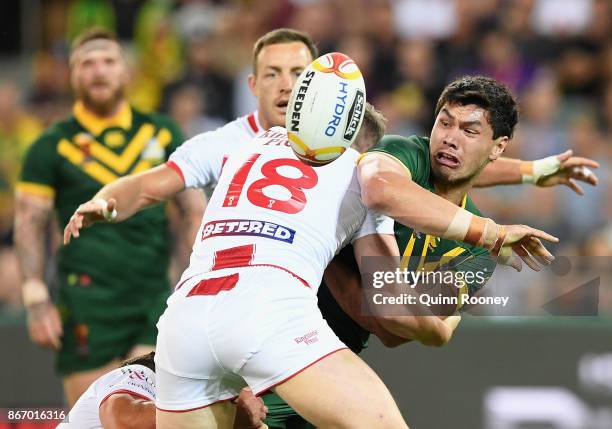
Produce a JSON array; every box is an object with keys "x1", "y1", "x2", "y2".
[
  {"x1": 57, "y1": 353, "x2": 157, "y2": 429},
  {"x1": 57, "y1": 352, "x2": 268, "y2": 429}
]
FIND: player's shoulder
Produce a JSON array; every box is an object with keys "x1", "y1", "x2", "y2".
[
  {"x1": 26, "y1": 120, "x2": 71, "y2": 153},
  {"x1": 370, "y1": 134, "x2": 430, "y2": 158},
  {"x1": 188, "y1": 112, "x2": 259, "y2": 146},
  {"x1": 135, "y1": 108, "x2": 178, "y2": 129}
]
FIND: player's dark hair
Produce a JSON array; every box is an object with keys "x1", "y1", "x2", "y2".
[
  {"x1": 435, "y1": 75, "x2": 518, "y2": 139},
  {"x1": 121, "y1": 351, "x2": 155, "y2": 373},
  {"x1": 252, "y1": 28, "x2": 318, "y2": 74},
  {"x1": 362, "y1": 102, "x2": 387, "y2": 145},
  {"x1": 71, "y1": 27, "x2": 120, "y2": 54}
]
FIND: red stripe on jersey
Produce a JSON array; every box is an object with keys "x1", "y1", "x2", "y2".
[
  {"x1": 212, "y1": 244, "x2": 255, "y2": 270},
  {"x1": 99, "y1": 389, "x2": 153, "y2": 408},
  {"x1": 166, "y1": 161, "x2": 185, "y2": 184},
  {"x1": 187, "y1": 273, "x2": 239, "y2": 296},
  {"x1": 247, "y1": 112, "x2": 259, "y2": 133},
  {"x1": 221, "y1": 155, "x2": 228, "y2": 171}
]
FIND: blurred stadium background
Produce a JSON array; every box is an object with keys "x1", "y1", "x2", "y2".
[{"x1": 0, "y1": 0, "x2": 610, "y2": 428}]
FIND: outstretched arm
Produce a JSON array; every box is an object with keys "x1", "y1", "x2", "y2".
[
  {"x1": 474, "y1": 150, "x2": 599, "y2": 194},
  {"x1": 358, "y1": 153, "x2": 558, "y2": 272},
  {"x1": 64, "y1": 164, "x2": 185, "y2": 244}
]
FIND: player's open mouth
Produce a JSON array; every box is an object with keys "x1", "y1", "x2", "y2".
[
  {"x1": 436, "y1": 151, "x2": 460, "y2": 168},
  {"x1": 276, "y1": 100, "x2": 288, "y2": 112}
]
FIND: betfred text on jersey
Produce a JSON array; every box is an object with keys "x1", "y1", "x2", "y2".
[
  {"x1": 343, "y1": 89, "x2": 364, "y2": 141},
  {"x1": 325, "y1": 81, "x2": 349, "y2": 137},
  {"x1": 290, "y1": 70, "x2": 315, "y2": 133},
  {"x1": 201, "y1": 219, "x2": 296, "y2": 244}
]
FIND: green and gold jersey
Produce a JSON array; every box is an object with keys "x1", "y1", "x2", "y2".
[
  {"x1": 17, "y1": 102, "x2": 184, "y2": 290},
  {"x1": 369, "y1": 134, "x2": 497, "y2": 296}
]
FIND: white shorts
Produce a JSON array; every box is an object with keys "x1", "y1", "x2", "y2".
[{"x1": 155, "y1": 265, "x2": 346, "y2": 412}]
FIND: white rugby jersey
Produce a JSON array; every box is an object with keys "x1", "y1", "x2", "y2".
[
  {"x1": 167, "y1": 111, "x2": 263, "y2": 189},
  {"x1": 169, "y1": 126, "x2": 393, "y2": 290},
  {"x1": 57, "y1": 364, "x2": 155, "y2": 428}
]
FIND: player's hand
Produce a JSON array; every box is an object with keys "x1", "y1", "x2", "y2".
[
  {"x1": 233, "y1": 387, "x2": 268, "y2": 429},
  {"x1": 26, "y1": 301, "x2": 63, "y2": 351},
  {"x1": 63, "y1": 198, "x2": 117, "y2": 245},
  {"x1": 536, "y1": 150, "x2": 599, "y2": 195},
  {"x1": 497, "y1": 225, "x2": 558, "y2": 272}
]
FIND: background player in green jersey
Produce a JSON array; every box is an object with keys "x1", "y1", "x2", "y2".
[{"x1": 13, "y1": 29, "x2": 205, "y2": 406}]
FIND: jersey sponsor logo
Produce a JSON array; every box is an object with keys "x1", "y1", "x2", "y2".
[
  {"x1": 325, "y1": 81, "x2": 349, "y2": 137},
  {"x1": 290, "y1": 70, "x2": 316, "y2": 133},
  {"x1": 294, "y1": 330, "x2": 319, "y2": 345},
  {"x1": 343, "y1": 89, "x2": 364, "y2": 141},
  {"x1": 201, "y1": 219, "x2": 296, "y2": 243},
  {"x1": 121, "y1": 368, "x2": 156, "y2": 391}
]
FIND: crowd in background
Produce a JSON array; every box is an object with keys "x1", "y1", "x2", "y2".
[{"x1": 0, "y1": 0, "x2": 611, "y2": 314}]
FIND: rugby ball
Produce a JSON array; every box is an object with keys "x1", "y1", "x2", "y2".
[{"x1": 286, "y1": 52, "x2": 366, "y2": 166}]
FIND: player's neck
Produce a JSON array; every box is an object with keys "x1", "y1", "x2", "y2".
[
  {"x1": 256, "y1": 111, "x2": 270, "y2": 131},
  {"x1": 80, "y1": 99, "x2": 126, "y2": 118},
  {"x1": 433, "y1": 180, "x2": 472, "y2": 207}
]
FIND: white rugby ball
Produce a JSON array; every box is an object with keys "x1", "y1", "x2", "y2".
[{"x1": 286, "y1": 52, "x2": 366, "y2": 166}]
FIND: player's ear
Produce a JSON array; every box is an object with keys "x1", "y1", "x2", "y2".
[
  {"x1": 489, "y1": 136, "x2": 508, "y2": 161},
  {"x1": 248, "y1": 73, "x2": 257, "y2": 97}
]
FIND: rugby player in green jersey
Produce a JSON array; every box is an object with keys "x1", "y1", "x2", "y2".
[
  {"x1": 14, "y1": 29, "x2": 205, "y2": 406},
  {"x1": 328, "y1": 75, "x2": 599, "y2": 352}
]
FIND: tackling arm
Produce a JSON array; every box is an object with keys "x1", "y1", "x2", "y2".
[
  {"x1": 99, "y1": 393, "x2": 156, "y2": 429},
  {"x1": 170, "y1": 188, "x2": 207, "y2": 271}
]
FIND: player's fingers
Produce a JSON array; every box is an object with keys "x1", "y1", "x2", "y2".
[
  {"x1": 107, "y1": 198, "x2": 117, "y2": 213},
  {"x1": 70, "y1": 215, "x2": 81, "y2": 238},
  {"x1": 45, "y1": 319, "x2": 61, "y2": 350},
  {"x1": 562, "y1": 157, "x2": 599, "y2": 169},
  {"x1": 556, "y1": 150, "x2": 572, "y2": 162},
  {"x1": 566, "y1": 178, "x2": 584, "y2": 195},
  {"x1": 76, "y1": 201, "x2": 100, "y2": 215},
  {"x1": 28, "y1": 322, "x2": 43, "y2": 345},
  {"x1": 522, "y1": 226, "x2": 559, "y2": 244},
  {"x1": 43, "y1": 319, "x2": 61, "y2": 350},
  {"x1": 524, "y1": 237, "x2": 554, "y2": 265},
  {"x1": 513, "y1": 245, "x2": 541, "y2": 271},
  {"x1": 63, "y1": 223, "x2": 72, "y2": 245},
  {"x1": 50, "y1": 306, "x2": 63, "y2": 336},
  {"x1": 573, "y1": 166, "x2": 599, "y2": 186}
]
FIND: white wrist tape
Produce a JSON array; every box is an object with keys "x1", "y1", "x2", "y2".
[
  {"x1": 521, "y1": 156, "x2": 561, "y2": 184},
  {"x1": 22, "y1": 279, "x2": 50, "y2": 307},
  {"x1": 94, "y1": 198, "x2": 117, "y2": 222}
]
